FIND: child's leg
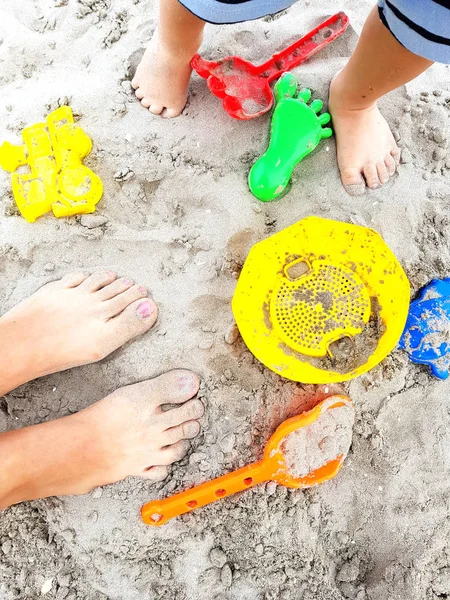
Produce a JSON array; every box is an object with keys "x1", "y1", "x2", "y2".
[
  {"x1": 132, "y1": 0, "x2": 205, "y2": 117},
  {"x1": 329, "y1": 5, "x2": 433, "y2": 195},
  {"x1": 0, "y1": 371, "x2": 203, "y2": 509}
]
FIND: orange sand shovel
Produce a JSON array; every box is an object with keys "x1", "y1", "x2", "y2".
[{"x1": 141, "y1": 395, "x2": 353, "y2": 526}]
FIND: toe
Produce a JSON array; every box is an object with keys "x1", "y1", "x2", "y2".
[
  {"x1": 148, "y1": 370, "x2": 201, "y2": 407},
  {"x1": 391, "y1": 146, "x2": 401, "y2": 166},
  {"x1": 376, "y1": 161, "x2": 389, "y2": 184},
  {"x1": 135, "y1": 88, "x2": 145, "y2": 100},
  {"x1": 141, "y1": 98, "x2": 151, "y2": 108},
  {"x1": 164, "y1": 107, "x2": 183, "y2": 118},
  {"x1": 385, "y1": 154, "x2": 396, "y2": 176},
  {"x1": 163, "y1": 420, "x2": 201, "y2": 446},
  {"x1": 363, "y1": 163, "x2": 380, "y2": 189},
  {"x1": 340, "y1": 166, "x2": 366, "y2": 196},
  {"x1": 156, "y1": 440, "x2": 190, "y2": 466},
  {"x1": 149, "y1": 104, "x2": 164, "y2": 115},
  {"x1": 60, "y1": 272, "x2": 90, "y2": 289},
  {"x1": 97, "y1": 277, "x2": 134, "y2": 301},
  {"x1": 103, "y1": 284, "x2": 148, "y2": 317},
  {"x1": 107, "y1": 296, "x2": 158, "y2": 342},
  {"x1": 80, "y1": 271, "x2": 117, "y2": 293},
  {"x1": 142, "y1": 465, "x2": 169, "y2": 481},
  {"x1": 163, "y1": 398, "x2": 205, "y2": 429},
  {"x1": 131, "y1": 77, "x2": 139, "y2": 89}
]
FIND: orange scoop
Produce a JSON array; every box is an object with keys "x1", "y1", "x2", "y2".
[{"x1": 141, "y1": 395, "x2": 353, "y2": 526}]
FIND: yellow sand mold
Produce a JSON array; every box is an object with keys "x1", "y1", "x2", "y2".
[{"x1": 0, "y1": 106, "x2": 103, "y2": 222}]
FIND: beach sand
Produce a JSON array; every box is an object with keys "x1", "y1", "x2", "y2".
[{"x1": 1, "y1": 0, "x2": 450, "y2": 598}]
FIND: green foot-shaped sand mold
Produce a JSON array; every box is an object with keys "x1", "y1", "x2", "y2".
[{"x1": 249, "y1": 72, "x2": 332, "y2": 202}]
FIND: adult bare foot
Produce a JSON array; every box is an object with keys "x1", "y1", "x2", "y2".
[
  {"x1": 329, "y1": 73, "x2": 401, "y2": 196},
  {"x1": 131, "y1": 34, "x2": 192, "y2": 118},
  {"x1": 0, "y1": 370, "x2": 203, "y2": 509},
  {"x1": 0, "y1": 271, "x2": 158, "y2": 395}
]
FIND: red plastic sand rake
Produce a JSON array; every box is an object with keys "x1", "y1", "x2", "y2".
[{"x1": 191, "y1": 12, "x2": 349, "y2": 120}]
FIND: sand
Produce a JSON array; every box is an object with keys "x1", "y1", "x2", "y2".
[
  {"x1": 0, "y1": 0, "x2": 450, "y2": 599},
  {"x1": 282, "y1": 399, "x2": 354, "y2": 477}
]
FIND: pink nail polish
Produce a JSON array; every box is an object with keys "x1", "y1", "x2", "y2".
[
  {"x1": 123, "y1": 279, "x2": 133, "y2": 286},
  {"x1": 136, "y1": 300, "x2": 154, "y2": 319},
  {"x1": 139, "y1": 285, "x2": 147, "y2": 295},
  {"x1": 178, "y1": 375, "x2": 194, "y2": 391}
]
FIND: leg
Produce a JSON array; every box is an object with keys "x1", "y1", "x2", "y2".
[
  {"x1": 0, "y1": 271, "x2": 158, "y2": 395},
  {"x1": 132, "y1": 0, "x2": 205, "y2": 117},
  {"x1": 0, "y1": 370, "x2": 204, "y2": 509},
  {"x1": 329, "y1": 5, "x2": 433, "y2": 195}
]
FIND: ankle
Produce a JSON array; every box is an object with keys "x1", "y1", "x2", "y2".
[
  {"x1": 156, "y1": 27, "x2": 203, "y2": 62},
  {"x1": 330, "y1": 70, "x2": 378, "y2": 113},
  {"x1": 0, "y1": 411, "x2": 107, "y2": 509}
]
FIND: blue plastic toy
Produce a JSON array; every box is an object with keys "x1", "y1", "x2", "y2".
[{"x1": 399, "y1": 278, "x2": 450, "y2": 379}]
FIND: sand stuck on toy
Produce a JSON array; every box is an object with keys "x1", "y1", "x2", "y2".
[{"x1": 282, "y1": 399, "x2": 355, "y2": 478}]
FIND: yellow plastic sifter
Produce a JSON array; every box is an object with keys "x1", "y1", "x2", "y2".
[
  {"x1": 0, "y1": 106, "x2": 103, "y2": 222},
  {"x1": 232, "y1": 216, "x2": 410, "y2": 383}
]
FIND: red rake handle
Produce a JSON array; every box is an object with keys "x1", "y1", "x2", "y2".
[{"x1": 259, "y1": 12, "x2": 349, "y2": 80}]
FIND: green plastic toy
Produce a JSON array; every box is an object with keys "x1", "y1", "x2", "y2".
[{"x1": 248, "y1": 73, "x2": 333, "y2": 202}]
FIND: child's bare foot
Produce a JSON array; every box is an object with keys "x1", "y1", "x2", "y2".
[
  {"x1": 0, "y1": 271, "x2": 158, "y2": 395},
  {"x1": 131, "y1": 34, "x2": 192, "y2": 117},
  {"x1": 329, "y1": 73, "x2": 401, "y2": 196},
  {"x1": 0, "y1": 370, "x2": 204, "y2": 508}
]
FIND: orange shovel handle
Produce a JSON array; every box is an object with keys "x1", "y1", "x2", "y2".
[{"x1": 141, "y1": 460, "x2": 268, "y2": 526}]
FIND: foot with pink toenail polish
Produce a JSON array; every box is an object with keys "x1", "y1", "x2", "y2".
[
  {"x1": 0, "y1": 271, "x2": 158, "y2": 395},
  {"x1": 0, "y1": 272, "x2": 206, "y2": 511}
]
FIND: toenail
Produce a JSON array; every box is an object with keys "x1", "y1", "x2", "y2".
[
  {"x1": 139, "y1": 285, "x2": 147, "y2": 295},
  {"x1": 177, "y1": 375, "x2": 196, "y2": 392},
  {"x1": 192, "y1": 399, "x2": 204, "y2": 415},
  {"x1": 124, "y1": 279, "x2": 133, "y2": 286},
  {"x1": 107, "y1": 270, "x2": 115, "y2": 277},
  {"x1": 184, "y1": 421, "x2": 200, "y2": 437},
  {"x1": 136, "y1": 300, "x2": 155, "y2": 319}
]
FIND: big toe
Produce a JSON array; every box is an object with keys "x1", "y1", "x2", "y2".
[
  {"x1": 163, "y1": 106, "x2": 184, "y2": 119},
  {"x1": 122, "y1": 369, "x2": 201, "y2": 409},
  {"x1": 106, "y1": 297, "x2": 158, "y2": 349},
  {"x1": 149, "y1": 369, "x2": 201, "y2": 407},
  {"x1": 340, "y1": 166, "x2": 366, "y2": 196}
]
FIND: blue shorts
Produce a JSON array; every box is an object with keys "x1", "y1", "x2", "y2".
[
  {"x1": 378, "y1": 0, "x2": 450, "y2": 64},
  {"x1": 180, "y1": 0, "x2": 450, "y2": 64},
  {"x1": 179, "y1": 0, "x2": 297, "y2": 24}
]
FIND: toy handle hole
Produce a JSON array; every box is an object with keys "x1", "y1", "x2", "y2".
[
  {"x1": 150, "y1": 513, "x2": 163, "y2": 523},
  {"x1": 327, "y1": 335, "x2": 354, "y2": 359},
  {"x1": 285, "y1": 260, "x2": 310, "y2": 281}
]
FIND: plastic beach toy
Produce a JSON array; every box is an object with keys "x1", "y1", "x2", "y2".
[
  {"x1": 249, "y1": 72, "x2": 332, "y2": 202},
  {"x1": 0, "y1": 106, "x2": 103, "y2": 223},
  {"x1": 191, "y1": 12, "x2": 349, "y2": 120},
  {"x1": 399, "y1": 278, "x2": 450, "y2": 379},
  {"x1": 232, "y1": 216, "x2": 410, "y2": 384},
  {"x1": 142, "y1": 395, "x2": 353, "y2": 526}
]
